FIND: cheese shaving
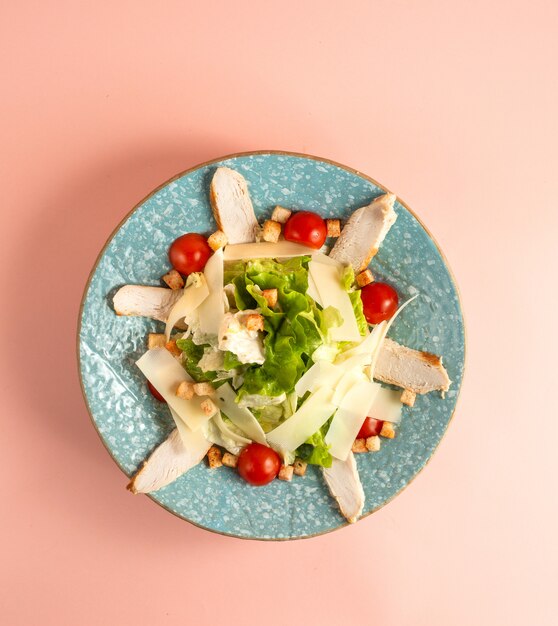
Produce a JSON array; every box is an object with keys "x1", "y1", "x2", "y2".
[{"x1": 164, "y1": 273, "x2": 209, "y2": 340}]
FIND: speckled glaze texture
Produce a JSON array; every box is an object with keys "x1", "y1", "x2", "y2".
[{"x1": 79, "y1": 153, "x2": 464, "y2": 540}]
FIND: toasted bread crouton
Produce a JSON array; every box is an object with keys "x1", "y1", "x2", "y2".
[
  {"x1": 352, "y1": 438, "x2": 367, "y2": 453},
  {"x1": 380, "y1": 422, "x2": 396, "y2": 439},
  {"x1": 207, "y1": 446, "x2": 222, "y2": 468},
  {"x1": 262, "y1": 288, "x2": 278, "y2": 308},
  {"x1": 262, "y1": 219, "x2": 282, "y2": 243},
  {"x1": 278, "y1": 465, "x2": 294, "y2": 481},
  {"x1": 293, "y1": 459, "x2": 307, "y2": 476},
  {"x1": 326, "y1": 219, "x2": 341, "y2": 238},
  {"x1": 245, "y1": 313, "x2": 264, "y2": 332},
  {"x1": 162, "y1": 269, "x2": 185, "y2": 290},
  {"x1": 356, "y1": 269, "x2": 374, "y2": 288},
  {"x1": 271, "y1": 205, "x2": 292, "y2": 224},
  {"x1": 200, "y1": 398, "x2": 218, "y2": 416},
  {"x1": 366, "y1": 436, "x2": 381, "y2": 452},
  {"x1": 207, "y1": 230, "x2": 228, "y2": 251},
  {"x1": 147, "y1": 333, "x2": 166, "y2": 349},
  {"x1": 400, "y1": 389, "x2": 416, "y2": 407},
  {"x1": 176, "y1": 381, "x2": 195, "y2": 400},
  {"x1": 222, "y1": 452, "x2": 238, "y2": 468},
  {"x1": 165, "y1": 339, "x2": 182, "y2": 357},
  {"x1": 193, "y1": 382, "x2": 215, "y2": 397}
]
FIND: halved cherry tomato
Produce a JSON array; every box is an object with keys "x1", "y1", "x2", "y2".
[
  {"x1": 168, "y1": 233, "x2": 212, "y2": 275},
  {"x1": 360, "y1": 282, "x2": 399, "y2": 324},
  {"x1": 357, "y1": 417, "x2": 384, "y2": 439},
  {"x1": 237, "y1": 443, "x2": 281, "y2": 486},
  {"x1": 148, "y1": 381, "x2": 166, "y2": 403},
  {"x1": 284, "y1": 211, "x2": 327, "y2": 249}
]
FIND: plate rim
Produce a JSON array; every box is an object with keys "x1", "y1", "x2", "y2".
[{"x1": 77, "y1": 149, "x2": 467, "y2": 541}]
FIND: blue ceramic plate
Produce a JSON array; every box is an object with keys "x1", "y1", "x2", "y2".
[{"x1": 78, "y1": 151, "x2": 464, "y2": 540}]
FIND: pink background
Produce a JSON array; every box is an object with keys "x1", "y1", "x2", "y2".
[{"x1": 1, "y1": 2, "x2": 556, "y2": 624}]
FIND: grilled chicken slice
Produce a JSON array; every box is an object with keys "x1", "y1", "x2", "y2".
[
  {"x1": 322, "y1": 453, "x2": 365, "y2": 523},
  {"x1": 329, "y1": 193, "x2": 397, "y2": 272},
  {"x1": 210, "y1": 167, "x2": 259, "y2": 244},
  {"x1": 113, "y1": 285, "x2": 183, "y2": 323},
  {"x1": 127, "y1": 428, "x2": 211, "y2": 494},
  {"x1": 374, "y1": 338, "x2": 451, "y2": 394}
]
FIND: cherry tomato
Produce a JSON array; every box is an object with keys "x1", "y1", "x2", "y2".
[
  {"x1": 237, "y1": 443, "x2": 281, "y2": 486},
  {"x1": 148, "y1": 381, "x2": 166, "y2": 403},
  {"x1": 360, "y1": 282, "x2": 399, "y2": 324},
  {"x1": 284, "y1": 211, "x2": 327, "y2": 249},
  {"x1": 357, "y1": 417, "x2": 384, "y2": 439},
  {"x1": 168, "y1": 233, "x2": 212, "y2": 275}
]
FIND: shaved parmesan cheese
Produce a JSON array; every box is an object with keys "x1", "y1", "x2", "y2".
[
  {"x1": 309, "y1": 260, "x2": 361, "y2": 342},
  {"x1": 169, "y1": 407, "x2": 212, "y2": 455},
  {"x1": 294, "y1": 361, "x2": 340, "y2": 396},
  {"x1": 164, "y1": 273, "x2": 209, "y2": 340},
  {"x1": 307, "y1": 271, "x2": 322, "y2": 305},
  {"x1": 326, "y1": 380, "x2": 380, "y2": 460},
  {"x1": 266, "y1": 387, "x2": 336, "y2": 454},
  {"x1": 213, "y1": 410, "x2": 252, "y2": 446},
  {"x1": 224, "y1": 241, "x2": 316, "y2": 261},
  {"x1": 368, "y1": 386, "x2": 403, "y2": 424},
  {"x1": 335, "y1": 321, "x2": 387, "y2": 365},
  {"x1": 197, "y1": 248, "x2": 224, "y2": 336},
  {"x1": 214, "y1": 383, "x2": 267, "y2": 445},
  {"x1": 311, "y1": 251, "x2": 343, "y2": 267},
  {"x1": 136, "y1": 348, "x2": 211, "y2": 431},
  {"x1": 331, "y1": 368, "x2": 367, "y2": 406}
]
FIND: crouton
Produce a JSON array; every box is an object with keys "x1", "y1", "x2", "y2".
[
  {"x1": 278, "y1": 465, "x2": 294, "y2": 481},
  {"x1": 176, "y1": 381, "x2": 195, "y2": 400},
  {"x1": 400, "y1": 389, "x2": 416, "y2": 407},
  {"x1": 365, "y1": 436, "x2": 381, "y2": 452},
  {"x1": 245, "y1": 313, "x2": 264, "y2": 332},
  {"x1": 262, "y1": 288, "x2": 278, "y2": 308},
  {"x1": 193, "y1": 382, "x2": 215, "y2": 397},
  {"x1": 161, "y1": 269, "x2": 185, "y2": 290},
  {"x1": 271, "y1": 205, "x2": 292, "y2": 224},
  {"x1": 356, "y1": 269, "x2": 374, "y2": 288},
  {"x1": 207, "y1": 230, "x2": 228, "y2": 251},
  {"x1": 200, "y1": 398, "x2": 218, "y2": 416},
  {"x1": 165, "y1": 339, "x2": 182, "y2": 357},
  {"x1": 222, "y1": 452, "x2": 238, "y2": 468},
  {"x1": 352, "y1": 438, "x2": 367, "y2": 453},
  {"x1": 326, "y1": 219, "x2": 341, "y2": 238},
  {"x1": 262, "y1": 220, "x2": 282, "y2": 243},
  {"x1": 147, "y1": 333, "x2": 166, "y2": 349},
  {"x1": 380, "y1": 422, "x2": 396, "y2": 439},
  {"x1": 207, "y1": 446, "x2": 222, "y2": 469},
  {"x1": 293, "y1": 459, "x2": 307, "y2": 477}
]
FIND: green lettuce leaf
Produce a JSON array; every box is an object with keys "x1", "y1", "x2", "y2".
[
  {"x1": 341, "y1": 264, "x2": 368, "y2": 336},
  {"x1": 175, "y1": 338, "x2": 217, "y2": 382},
  {"x1": 295, "y1": 418, "x2": 333, "y2": 468}
]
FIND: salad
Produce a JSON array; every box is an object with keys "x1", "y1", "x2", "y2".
[{"x1": 113, "y1": 167, "x2": 451, "y2": 523}]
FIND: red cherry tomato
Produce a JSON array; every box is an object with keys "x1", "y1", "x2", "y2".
[
  {"x1": 148, "y1": 381, "x2": 166, "y2": 403},
  {"x1": 360, "y1": 282, "x2": 399, "y2": 324},
  {"x1": 357, "y1": 417, "x2": 384, "y2": 439},
  {"x1": 237, "y1": 443, "x2": 281, "y2": 486},
  {"x1": 284, "y1": 211, "x2": 327, "y2": 249},
  {"x1": 168, "y1": 233, "x2": 212, "y2": 275}
]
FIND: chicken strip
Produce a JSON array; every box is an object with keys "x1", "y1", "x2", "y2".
[
  {"x1": 127, "y1": 427, "x2": 211, "y2": 494},
  {"x1": 329, "y1": 193, "x2": 397, "y2": 272},
  {"x1": 113, "y1": 285, "x2": 182, "y2": 323},
  {"x1": 322, "y1": 453, "x2": 365, "y2": 523},
  {"x1": 374, "y1": 337, "x2": 451, "y2": 394},
  {"x1": 210, "y1": 167, "x2": 259, "y2": 244}
]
